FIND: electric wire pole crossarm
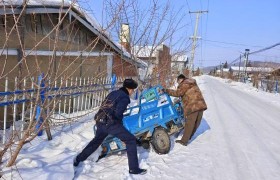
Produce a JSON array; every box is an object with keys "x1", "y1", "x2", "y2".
[{"x1": 188, "y1": 10, "x2": 208, "y2": 77}]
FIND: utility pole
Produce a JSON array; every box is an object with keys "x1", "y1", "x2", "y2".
[
  {"x1": 220, "y1": 62, "x2": 222, "y2": 77},
  {"x1": 243, "y1": 49, "x2": 250, "y2": 82},
  {"x1": 238, "y1": 54, "x2": 241, "y2": 81},
  {"x1": 189, "y1": 10, "x2": 208, "y2": 77}
]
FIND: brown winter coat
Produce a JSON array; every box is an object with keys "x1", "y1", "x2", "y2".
[{"x1": 166, "y1": 78, "x2": 207, "y2": 117}]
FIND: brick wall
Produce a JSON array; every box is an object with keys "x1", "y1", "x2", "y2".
[
  {"x1": 157, "y1": 45, "x2": 171, "y2": 86},
  {"x1": 112, "y1": 55, "x2": 138, "y2": 77}
]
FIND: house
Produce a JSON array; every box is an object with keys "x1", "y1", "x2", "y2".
[
  {"x1": 222, "y1": 68, "x2": 231, "y2": 78},
  {"x1": 171, "y1": 54, "x2": 188, "y2": 75},
  {"x1": 0, "y1": 0, "x2": 147, "y2": 90},
  {"x1": 268, "y1": 67, "x2": 280, "y2": 80},
  {"x1": 132, "y1": 44, "x2": 172, "y2": 86},
  {"x1": 0, "y1": 0, "x2": 148, "y2": 124},
  {"x1": 230, "y1": 66, "x2": 273, "y2": 78}
]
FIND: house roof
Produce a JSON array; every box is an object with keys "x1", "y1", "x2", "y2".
[
  {"x1": 132, "y1": 45, "x2": 158, "y2": 58},
  {"x1": 0, "y1": 0, "x2": 147, "y2": 68},
  {"x1": 171, "y1": 54, "x2": 187, "y2": 62},
  {"x1": 0, "y1": 0, "x2": 71, "y2": 6},
  {"x1": 230, "y1": 66, "x2": 273, "y2": 72}
]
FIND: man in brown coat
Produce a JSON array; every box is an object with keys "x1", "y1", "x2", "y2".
[{"x1": 164, "y1": 74, "x2": 207, "y2": 146}]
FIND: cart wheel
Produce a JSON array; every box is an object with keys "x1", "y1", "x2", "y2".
[{"x1": 151, "y1": 128, "x2": 170, "y2": 154}]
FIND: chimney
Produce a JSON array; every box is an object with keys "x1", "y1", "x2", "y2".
[{"x1": 119, "y1": 23, "x2": 131, "y2": 53}]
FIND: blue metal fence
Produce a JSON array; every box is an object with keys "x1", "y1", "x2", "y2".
[{"x1": 0, "y1": 74, "x2": 134, "y2": 144}]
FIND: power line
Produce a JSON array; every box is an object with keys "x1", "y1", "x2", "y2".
[
  {"x1": 229, "y1": 42, "x2": 280, "y2": 65},
  {"x1": 185, "y1": 0, "x2": 194, "y2": 34},
  {"x1": 250, "y1": 43, "x2": 280, "y2": 55},
  {"x1": 202, "y1": 39, "x2": 264, "y2": 48},
  {"x1": 202, "y1": 0, "x2": 210, "y2": 69}
]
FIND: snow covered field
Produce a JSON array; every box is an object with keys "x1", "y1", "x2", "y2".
[{"x1": 1, "y1": 75, "x2": 280, "y2": 180}]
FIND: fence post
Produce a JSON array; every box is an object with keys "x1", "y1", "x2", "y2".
[
  {"x1": 58, "y1": 77, "x2": 62, "y2": 116},
  {"x1": 276, "y1": 81, "x2": 278, "y2": 93},
  {"x1": 68, "y1": 78, "x2": 73, "y2": 117},
  {"x1": 34, "y1": 74, "x2": 52, "y2": 140},
  {"x1": 12, "y1": 77, "x2": 18, "y2": 132},
  {"x1": 20, "y1": 78, "x2": 26, "y2": 138},
  {"x1": 53, "y1": 79, "x2": 57, "y2": 113},
  {"x1": 64, "y1": 78, "x2": 68, "y2": 114},
  {"x1": 35, "y1": 74, "x2": 44, "y2": 136},
  {"x1": 73, "y1": 77, "x2": 77, "y2": 114},
  {"x1": 29, "y1": 77, "x2": 34, "y2": 133},
  {"x1": 2, "y1": 77, "x2": 8, "y2": 144},
  {"x1": 135, "y1": 89, "x2": 139, "y2": 100},
  {"x1": 111, "y1": 74, "x2": 117, "y2": 91},
  {"x1": 85, "y1": 77, "x2": 90, "y2": 112}
]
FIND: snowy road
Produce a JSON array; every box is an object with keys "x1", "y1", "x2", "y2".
[
  {"x1": 73, "y1": 76, "x2": 280, "y2": 180},
  {"x1": 2, "y1": 75, "x2": 280, "y2": 180},
  {"x1": 201, "y1": 76, "x2": 280, "y2": 180}
]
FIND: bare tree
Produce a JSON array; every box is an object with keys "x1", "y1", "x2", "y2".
[
  {"x1": 0, "y1": 0, "x2": 191, "y2": 169},
  {"x1": 103, "y1": 0, "x2": 190, "y2": 86}
]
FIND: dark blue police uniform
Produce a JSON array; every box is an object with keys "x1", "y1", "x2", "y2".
[{"x1": 75, "y1": 87, "x2": 139, "y2": 171}]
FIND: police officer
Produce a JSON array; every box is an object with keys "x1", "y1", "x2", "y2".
[{"x1": 73, "y1": 79, "x2": 147, "y2": 175}]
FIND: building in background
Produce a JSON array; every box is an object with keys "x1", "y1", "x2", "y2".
[
  {"x1": 132, "y1": 44, "x2": 172, "y2": 86},
  {"x1": 171, "y1": 54, "x2": 188, "y2": 74},
  {"x1": 230, "y1": 66, "x2": 273, "y2": 79}
]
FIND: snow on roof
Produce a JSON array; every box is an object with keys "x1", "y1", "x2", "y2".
[
  {"x1": 223, "y1": 68, "x2": 230, "y2": 72},
  {"x1": 0, "y1": 0, "x2": 71, "y2": 7},
  {"x1": 132, "y1": 45, "x2": 160, "y2": 58},
  {"x1": 230, "y1": 66, "x2": 273, "y2": 72},
  {"x1": 0, "y1": 0, "x2": 103, "y2": 33},
  {"x1": 171, "y1": 54, "x2": 187, "y2": 62},
  {"x1": 114, "y1": 42, "x2": 148, "y2": 67},
  {"x1": 0, "y1": 0, "x2": 148, "y2": 68}
]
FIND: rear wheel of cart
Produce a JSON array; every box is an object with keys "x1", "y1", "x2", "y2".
[{"x1": 151, "y1": 128, "x2": 170, "y2": 154}]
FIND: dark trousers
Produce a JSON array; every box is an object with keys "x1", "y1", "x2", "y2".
[
  {"x1": 181, "y1": 110, "x2": 204, "y2": 144},
  {"x1": 76, "y1": 122, "x2": 139, "y2": 170}
]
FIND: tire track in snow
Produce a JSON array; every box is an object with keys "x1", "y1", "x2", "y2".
[
  {"x1": 205, "y1": 78, "x2": 243, "y2": 180},
  {"x1": 207, "y1": 79, "x2": 264, "y2": 180},
  {"x1": 216, "y1": 82, "x2": 280, "y2": 178},
  {"x1": 205, "y1": 76, "x2": 280, "y2": 180}
]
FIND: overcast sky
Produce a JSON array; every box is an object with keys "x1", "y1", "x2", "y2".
[{"x1": 80, "y1": 0, "x2": 280, "y2": 68}]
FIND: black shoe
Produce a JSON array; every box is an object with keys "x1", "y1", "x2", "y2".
[
  {"x1": 175, "y1": 140, "x2": 187, "y2": 146},
  {"x1": 73, "y1": 156, "x2": 80, "y2": 167},
  {"x1": 129, "y1": 168, "x2": 147, "y2": 175}
]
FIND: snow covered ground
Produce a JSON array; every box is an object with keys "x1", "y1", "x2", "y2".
[{"x1": 1, "y1": 75, "x2": 280, "y2": 180}]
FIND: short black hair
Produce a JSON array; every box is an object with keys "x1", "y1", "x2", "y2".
[
  {"x1": 177, "y1": 74, "x2": 186, "y2": 81},
  {"x1": 123, "y1": 79, "x2": 138, "y2": 89}
]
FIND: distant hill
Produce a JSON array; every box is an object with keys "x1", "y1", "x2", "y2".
[
  {"x1": 203, "y1": 61, "x2": 280, "y2": 74},
  {"x1": 249, "y1": 61, "x2": 280, "y2": 68},
  {"x1": 201, "y1": 66, "x2": 217, "y2": 74},
  {"x1": 230, "y1": 61, "x2": 280, "y2": 68}
]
